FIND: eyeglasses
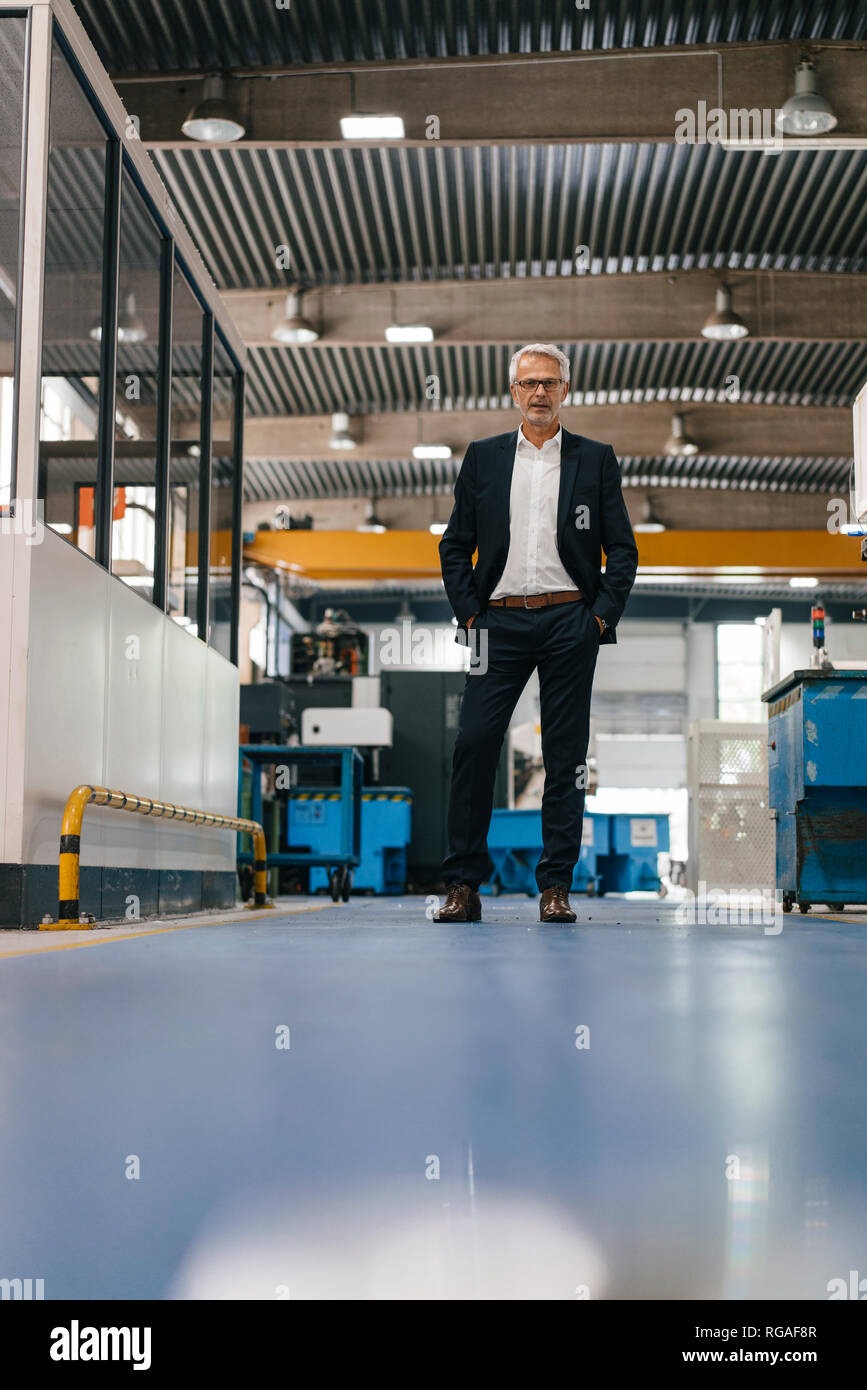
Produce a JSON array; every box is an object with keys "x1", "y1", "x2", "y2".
[{"x1": 514, "y1": 378, "x2": 564, "y2": 392}]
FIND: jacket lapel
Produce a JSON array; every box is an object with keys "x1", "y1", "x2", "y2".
[
  {"x1": 495, "y1": 429, "x2": 519, "y2": 539},
  {"x1": 556, "y1": 428, "x2": 583, "y2": 550}
]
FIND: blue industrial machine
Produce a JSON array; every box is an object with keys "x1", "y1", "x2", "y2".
[
  {"x1": 289, "y1": 787, "x2": 413, "y2": 896},
  {"x1": 762, "y1": 668, "x2": 867, "y2": 913},
  {"x1": 601, "y1": 813, "x2": 671, "y2": 894},
  {"x1": 479, "y1": 809, "x2": 608, "y2": 896}
]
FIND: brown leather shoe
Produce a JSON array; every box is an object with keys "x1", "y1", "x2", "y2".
[
  {"x1": 539, "y1": 885, "x2": 577, "y2": 923},
  {"x1": 434, "y1": 882, "x2": 482, "y2": 922}
]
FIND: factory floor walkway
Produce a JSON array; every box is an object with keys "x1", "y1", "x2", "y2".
[{"x1": 1, "y1": 896, "x2": 865, "y2": 1300}]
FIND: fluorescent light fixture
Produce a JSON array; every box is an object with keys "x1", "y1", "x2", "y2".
[
  {"x1": 701, "y1": 284, "x2": 749, "y2": 341},
  {"x1": 777, "y1": 62, "x2": 838, "y2": 136},
  {"x1": 385, "y1": 324, "x2": 434, "y2": 344},
  {"x1": 50, "y1": 521, "x2": 73, "y2": 535},
  {"x1": 413, "y1": 444, "x2": 453, "y2": 460},
  {"x1": 429, "y1": 522, "x2": 448, "y2": 535},
  {"x1": 789, "y1": 576, "x2": 819, "y2": 588},
  {"x1": 663, "y1": 413, "x2": 699, "y2": 457},
  {"x1": 272, "y1": 292, "x2": 319, "y2": 344},
  {"x1": 340, "y1": 115, "x2": 405, "y2": 140},
  {"x1": 329, "y1": 411, "x2": 357, "y2": 450},
  {"x1": 840, "y1": 523, "x2": 867, "y2": 536},
  {"x1": 182, "y1": 75, "x2": 245, "y2": 142}
]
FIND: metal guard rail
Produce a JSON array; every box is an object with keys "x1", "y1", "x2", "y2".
[{"x1": 41, "y1": 784, "x2": 272, "y2": 930}]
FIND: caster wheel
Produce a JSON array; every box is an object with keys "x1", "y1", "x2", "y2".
[
  {"x1": 329, "y1": 869, "x2": 340, "y2": 902},
  {"x1": 782, "y1": 892, "x2": 794, "y2": 913},
  {"x1": 798, "y1": 902, "x2": 810, "y2": 914},
  {"x1": 340, "y1": 868, "x2": 352, "y2": 902},
  {"x1": 829, "y1": 903, "x2": 846, "y2": 913}
]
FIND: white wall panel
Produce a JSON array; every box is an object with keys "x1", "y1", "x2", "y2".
[
  {"x1": 100, "y1": 581, "x2": 165, "y2": 868},
  {"x1": 201, "y1": 645, "x2": 241, "y2": 870},
  {"x1": 24, "y1": 531, "x2": 110, "y2": 865},
  {"x1": 0, "y1": 532, "x2": 34, "y2": 861},
  {"x1": 23, "y1": 529, "x2": 238, "y2": 871}
]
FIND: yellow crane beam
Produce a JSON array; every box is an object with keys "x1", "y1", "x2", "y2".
[{"x1": 244, "y1": 529, "x2": 866, "y2": 581}]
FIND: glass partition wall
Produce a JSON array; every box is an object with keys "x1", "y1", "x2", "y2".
[
  {"x1": 0, "y1": 14, "x2": 27, "y2": 511},
  {"x1": 11, "y1": 2, "x2": 245, "y2": 664}
]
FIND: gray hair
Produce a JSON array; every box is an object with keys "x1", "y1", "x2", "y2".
[{"x1": 509, "y1": 343, "x2": 571, "y2": 386}]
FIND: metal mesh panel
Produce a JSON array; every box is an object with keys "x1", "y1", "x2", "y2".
[{"x1": 687, "y1": 722, "x2": 775, "y2": 892}]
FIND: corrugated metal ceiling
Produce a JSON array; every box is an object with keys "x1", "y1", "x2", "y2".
[
  {"x1": 151, "y1": 144, "x2": 867, "y2": 289},
  {"x1": 75, "y1": 0, "x2": 867, "y2": 70},
  {"x1": 244, "y1": 340, "x2": 867, "y2": 416},
  {"x1": 241, "y1": 452, "x2": 853, "y2": 502},
  {"x1": 57, "y1": 5, "x2": 867, "y2": 510}
]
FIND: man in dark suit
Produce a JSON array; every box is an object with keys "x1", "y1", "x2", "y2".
[{"x1": 434, "y1": 344, "x2": 638, "y2": 924}]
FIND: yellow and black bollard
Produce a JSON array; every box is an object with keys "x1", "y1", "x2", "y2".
[{"x1": 42, "y1": 783, "x2": 272, "y2": 929}]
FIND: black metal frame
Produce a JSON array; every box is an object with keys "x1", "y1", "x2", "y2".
[
  {"x1": 152, "y1": 235, "x2": 174, "y2": 612},
  {"x1": 196, "y1": 310, "x2": 214, "y2": 641},
  {"x1": 229, "y1": 356, "x2": 245, "y2": 666},
  {"x1": 94, "y1": 138, "x2": 121, "y2": 570}
]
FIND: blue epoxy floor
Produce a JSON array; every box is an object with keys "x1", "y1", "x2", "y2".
[{"x1": 1, "y1": 894, "x2": 866, "y2": 1300}]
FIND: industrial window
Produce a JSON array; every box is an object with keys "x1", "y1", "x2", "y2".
[
  {"x1": 209, "y1": 336, "x2": 240, "y2": 659},
  {"x1": 167, "y1": 264, "x2": 205, "y2": 637},
  {"x1": 20, "y1": 21, "x2": 243, "y2": 664},
  {"x1": 38, "y1": 31, "x2": 107, "y2": 552},
  {"x1": 108, "y1": 165, "x2": 165, "y2": 603},
  {"x1": 0, "y1": 14, "x2": 27, "y2": 511},
  {"x1": 716, "y1": 623, "x2": 764, "y2": 722}
]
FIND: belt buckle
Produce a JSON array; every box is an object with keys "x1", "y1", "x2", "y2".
[{"x1": 523, "y1": 594, "x2": 533, "y2": 609}]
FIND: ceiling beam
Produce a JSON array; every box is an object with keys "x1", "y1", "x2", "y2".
[
  {"x1": 29, "y1": 270, "x2": 867, "y2": 351},
  {"x1": 243, "y1": 527, "x2": 866, "y2": 580},
  {"x1": 243, "y1": 404, "x2": 853, "y2": 462},
  {"x1": 112, "y1": 41, "x2": 867, "y2": 148},
  {"x1": 225, "y1": 271, "x2": 867, "y2": 347}
]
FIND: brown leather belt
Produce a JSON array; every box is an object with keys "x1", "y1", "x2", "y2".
[{"x1": 488, "y1": 590, "x2": 584, "y2": 609}]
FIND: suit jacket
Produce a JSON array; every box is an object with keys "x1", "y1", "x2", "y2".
[{"x1": 439, "y1": 426, "x2": 638, "y2": 646}]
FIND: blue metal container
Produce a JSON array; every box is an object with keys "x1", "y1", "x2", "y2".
[
  {"x1": 763, "y1": 668, "x2": 867, "y2": 913},
  {"x1": 238, "y1": 744, "x2": 363, "y2": 901},
  {"x1": 479, "y1": 808, "x2": 605, "y2": 896},
  {"x1": 289, "y1": 788, "x2": 413, "y2": 896},
  {"x1": 598, "y1": 813, "x2": 670, "y2": 894}
]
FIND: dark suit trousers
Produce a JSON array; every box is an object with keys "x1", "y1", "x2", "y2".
[{"x1": 442, "y1": 598, "x2": 600, "y2": 892}]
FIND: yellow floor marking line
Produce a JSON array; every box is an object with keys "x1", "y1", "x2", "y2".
[{"x1": 0, "y1": 901, "x2": 335, "y2": 959}]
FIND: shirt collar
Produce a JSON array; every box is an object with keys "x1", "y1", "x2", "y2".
[{"x1": 518, "y1": 424, "x2": 562, "y2": 455}]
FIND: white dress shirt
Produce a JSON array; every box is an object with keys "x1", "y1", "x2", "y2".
[{"x1": 489, "y1": 425, "x2": 579, "y2": 600}]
